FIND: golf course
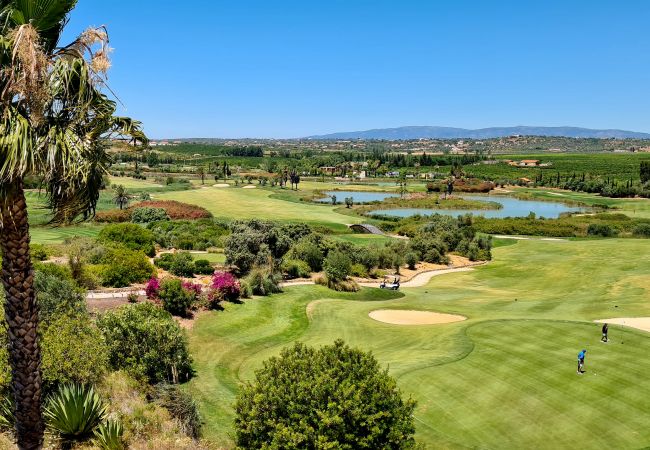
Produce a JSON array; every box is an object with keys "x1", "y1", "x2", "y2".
[{"x1": 188, "y1": 237, "x2": 650, "y2": 449}]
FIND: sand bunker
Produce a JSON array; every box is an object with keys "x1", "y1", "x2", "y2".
[
  {"x1": 595, "y1": 318, "x2": 650, "y2": 334},
  {"x1": 243, "y1": 185, "x2": 256, "y2": 189},
  {"x1": 213, "y1": 183, "x2": 229, "y2": 188},
  {"x1": 369, "y1": 310, "x2": 466, "y2": 325}
]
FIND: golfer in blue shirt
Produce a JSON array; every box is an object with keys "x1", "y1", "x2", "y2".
[{"x1": 577, "y1": 349, "x2": 587, "y2": 374}]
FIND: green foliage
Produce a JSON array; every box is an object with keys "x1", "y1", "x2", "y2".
[
  {"x1": 287, "y1": 238, "x2": 324, "y2": 271},
  {"x1": 640, "y1": 160, "x2": 650, "y2": 184},
  {"x1": 324, "y1": 250, "x2": 352, "y2": 282},
  {"x1": 281, "y1": 259, "x2": 311, "y2": 279},
  {"x1": 158, "y1": 278, "x2": 196, "y2": 317},
  {"x1": 96, "y1": 247, "x2": 155, "y2": 288},
  {"x1": 154, "y1": 252, "x2": 197, "y2": 277},
  {"x1": 350, "y1": 263, "x2": 368, "y2": 278},
  {"x1": 405, "y1": 252, "x2": 419, "y2": 270},
  {"x1": 30, "y1": 243, "x2": 49, "y2": 261},
  {"x1": 193, "y1": 259, "x2": 214, "y2": 275},
  {"x1": 92, "y1": 419, "x2": 125, "y2": 450},
  {"x1": 244, "y1": 266, "x2": 282, "y2": 296},
  {"x1": 154, "y1": 384, "x2": 202, "y2": 439},
  {"x1": 131, "y1": 207, "x2": 169, "y2": 224},
  {"x1": 98, "y1": 223, "x2": 156, "y2": 257},
  {"x1": 148, "y1": 219, "x2": 229, "y2": 251},
  {"x1": 97, "y1": 303, "x2": 193, "y2": 384},
  {"x1": 44, "y1": 384, "x2": 108, "y2": 445},
  {"x1": 34, "y1": 270, "x2": 87, "y2": 323},
  {"x1": 41, "y1": 313, "x2": 109, "y2": 391},
  {"x1": 633, "y1": 223, "x2": 650, "y2": 237},
  {"x1": 234, "y1": 340, "x2": 417, "y2": 449},
  {"x1": 0, "y1": 396, "x2": 14, "y2": 432},
  {"x1": 587, "y1": 223, "x2": 618, "y2": 237}
]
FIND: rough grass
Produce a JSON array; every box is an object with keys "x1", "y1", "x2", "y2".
[{"x1": 188, "y1": 238, "x2": 650, "y2": 448}]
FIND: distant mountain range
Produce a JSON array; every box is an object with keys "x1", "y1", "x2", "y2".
[{"x1": 305, "y1": 126, "x2": 650, "y2": 140}]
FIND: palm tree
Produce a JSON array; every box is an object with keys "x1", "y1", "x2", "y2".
[
  {"x1": 112, "y1": 185, "x2": 130, "y2": 210},
  {"x1": 0, "y1": 2, "x2": 146, "y2": 448}
]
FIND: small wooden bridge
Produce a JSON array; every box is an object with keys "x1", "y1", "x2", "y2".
[{"x1": 349, "y1": 224, "x2": 386, "y2": 235}]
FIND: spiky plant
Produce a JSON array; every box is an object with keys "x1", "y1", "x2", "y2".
[
  {"x1": 111, "y1": 184, "x2": 130, "y2": 210},
  {"x1": 44, "y1": 384, "x2": 107, "y2": 447},
  {"x1": 92, "y1": 419, "x2": 124, "y2": 450},
  {"x1": 0, "y1": 1, "x2": 146, "y2": 448}
]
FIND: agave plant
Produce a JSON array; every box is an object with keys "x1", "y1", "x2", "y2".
[
  {"x1": 92, "y1": 419, "x2": 124, "y2": 450},
  {"x1": 44, "y1": 384, "x2": 108, "y2": 446},
  {"x1": 0, "y1": 395, "x2": 14, "y2": 431}
]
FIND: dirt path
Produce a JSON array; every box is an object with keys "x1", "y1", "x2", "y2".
[
  {"x1": 358, "y1": 266, "x2": 480, "y2": 289},
  {"x1": 595, "y1": 318, "x2": 650, "y2": 334}
]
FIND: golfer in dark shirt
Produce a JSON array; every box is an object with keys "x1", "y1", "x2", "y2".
[{"x1": 601, "y1": 323, "x2": 608, "y2": 342}]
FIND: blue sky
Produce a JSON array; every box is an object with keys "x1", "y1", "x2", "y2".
[{"x1": 63, "y1": 1, "x2": 650, "y2": 138}]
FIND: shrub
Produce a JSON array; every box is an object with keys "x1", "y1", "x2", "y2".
[
  {"x1": 148, "y1": 219, "x2": 230, "y2": 251},
  {"x1": 288, "y1": 239, "x2": 324, "y2": 271},
  {"x1": 34, "y1": 270, "x2": 87, "y2": 323},
  {"x1": 324, "y1": 250, "x2": 352, "y2": 282},
  {"x1": 154, "y1": 384, "x2": 202, "y2": 439},
  {"x1": 136, "y1": 200, "x2": 212, "y2": 220},
  {"x1": 316, "y1": 275, "x2": 360, "y2": 292},
  {"x1": 92, "y1": 419, "x2": 124, "y2": 450},
  {"x1": 155, "y1": 252, "x2": 195, "y2": 277},
  {"x1": 97, "y1": 303, "x2": 193, "y2": 384},
  {"x1": 234, "y1": 340, "x2": 416, "y2": 449},
  {"x1": 244, "y1": 266, "x2": 282, "y2": 296},
  {"x1": 633, "y1": 223, "x2": 650, "y2": 237},
  {"x1": 587, "y1": 223, "x2": 617, "y2": 237},
  {"x1": 194, "y1": 259, "x2": 214, "y2": 275},
  {"x1": 211, "y1": 271, "x2": 241, "y2": 303},
  {"x1": 405, "y1": 252, "x2": 418, "y2": 270},
  {"x1": 31, "y1": 243, "x2": 48, "y2": 261},
  {"x1": 281, "y1": 259, "x2": 311, "y2": 279},
  {"x1": 158, "y1": 278, "x2": 197, "y2": 317},
  {"x1": 350, "y1": 263, "x2": 368, "y2": 278},
  {"x1": 44, "y1": 384, "x2": 108, "y2": 446},
  {"x1": 94, "y1": 209, "x2": 132, "y2": 223},
  {"x1": 41, "y1": 313, "x2": 109, "y2": 391},
  {"x1": 131, "y1": 207, "x2": 169, "y2": 224},
  {"x1": 98, "y1": 223, "x2": 156, "y2": 257},
  {"x1": 145, "y1": 277, "x2": 160, "y2": 299},
  {"x1": 98, "y1": 247, "x2": 155, "y2": 288}
]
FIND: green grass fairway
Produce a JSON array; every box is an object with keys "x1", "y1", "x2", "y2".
[
  {"x1": 154, "y1": 185, "x2": 361, "y2": 230},
  {"x1": 29, "y1": 224, "x2": 103, "y2": 244},
  {"x1": 188, "y1": 238, "x2": 650, "y2": 448}
]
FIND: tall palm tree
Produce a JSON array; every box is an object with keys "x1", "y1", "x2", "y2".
[{"x1": 0, "y1": 1, "x2": 146, "y2": 448}]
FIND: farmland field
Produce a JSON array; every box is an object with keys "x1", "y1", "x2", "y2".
[{"x1": 188, "y1": 238, "x2": 650, "y2": 448}]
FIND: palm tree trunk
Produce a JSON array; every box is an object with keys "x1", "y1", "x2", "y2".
[{"x1": 0, "y1": 182, "x2": 44, "y2": 450}]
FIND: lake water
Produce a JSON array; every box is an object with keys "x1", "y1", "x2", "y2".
[
  {"x1": 370, "y1": 195, "x2": 585, "y2": 219},
  {"x1": 316, "y1": 191, "x2": 399, "y2": 204}
]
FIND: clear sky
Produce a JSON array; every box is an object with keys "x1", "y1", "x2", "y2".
[{"x1": 62, "y1": 0, "x2": 650, "y2": 139}]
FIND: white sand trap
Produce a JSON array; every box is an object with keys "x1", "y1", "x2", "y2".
[
  {"x1": 369, "y1": 310, "x2": 466, "y2": 325},
  {"x1": 595, "y1": 318, "x2": 650, "y2": 334},
  {"x1": 243, "y1": 185, "x2": 256, "y2": 189},
  {"x1": 213, "y1": 183, "x2": 229, "y2": 188}
]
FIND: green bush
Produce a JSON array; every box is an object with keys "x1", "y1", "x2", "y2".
[
  {"x1": 281, "y1": 259, "x2": 311, "y2": 279},
  {"x1": 97, "y1": 303, "x2": 193, "y2": 384},
  {"x1": 98, "y1": 223, "x2": 156, "y2": 257},
  {"x1": 633, "y1": 223, "x2": 650, "y2": 237},
  {"x1": 288, "y1": 238, "x2": 324, "y2": 271},
  {"x1": 41, "y1": 313, "x2": 109, "y2": 391},
  {"x1": 154, "y1": 384, "x2": 202, "y2": 439},
  {"x1": 154, "y1": 252, "x2": 195, "y2": 277},
  {"x1": 193, "y1": 259, "x2": 214, "y2": 275},
  {"x1": 97, "y1": 247, "x2": 155, "y2": 288},
  {"x1": 34, "y1": 270, "x2": 87, "y2": 323},
  {"x1": 244, "y1": 266, "x2": 282, "y2": 296},
  {"x1": 234, "y1": 340, "x2": 416, "y2": 449},
  {"x1": 131, "y1": 207, "x2": 169, "y2": 224},
  {"x1": 158, "y1": 278, "x2": 196, "y2": 317},
  {"x1": 405, "y1": 252, "x2": 419, "y2": 270},
  {"x1": 44, "y1": 384, "x2": 107, "y2": 446},
  {"x1": 323, "y1": 251, "x2": 352, "y2": 282},
  {"x1": 350, "y1": 263, "x2": 368, "y2": 278},
  {"x1": 31, "y1": 243, "x2": 49, "y2": 261},
  {"x1": 587, "y1": 223, "x2": 617, "y2": 237}
]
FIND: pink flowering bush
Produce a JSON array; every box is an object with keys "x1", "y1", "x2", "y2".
[
  {"x1": 182, "y1": 281, "x2": 203, "y2": 297},
  {"x1": 211, "y1": 271, "x2": 241, "y2": 303},
  {"x1": 145, "y1": 277, "x2": 161, "y2": 299}
]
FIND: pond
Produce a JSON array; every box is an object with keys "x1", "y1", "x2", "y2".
[
  {"x1": 369, "y1": 195, "x2": 585, "y2": 219},
  {"x1": 316, "y1": 191, "x2": 399, "y2": 204}
]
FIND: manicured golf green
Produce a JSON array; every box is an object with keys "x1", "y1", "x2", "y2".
[{"x1": 188, "y1": 238, "x2": 650, "y2": 448}]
